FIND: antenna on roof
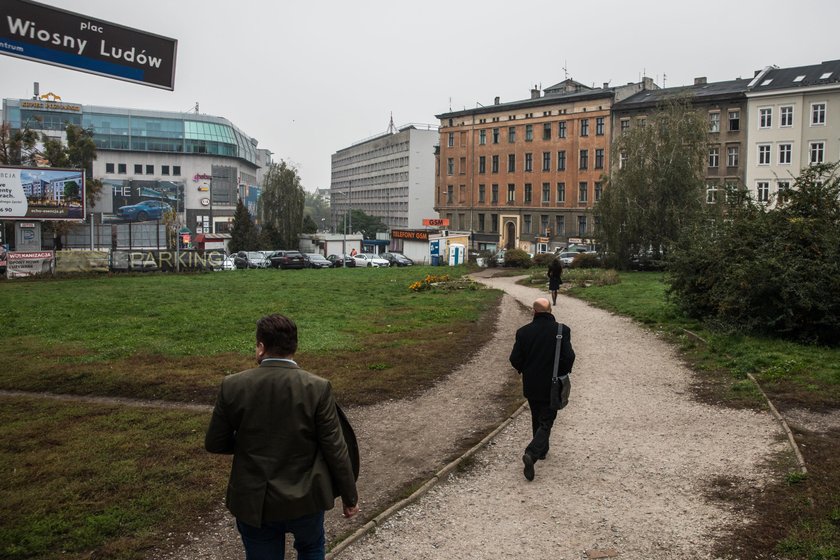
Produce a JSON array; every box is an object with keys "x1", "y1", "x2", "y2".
[
  {"x1": 562, "y1": 60, "x2": 568, "y2": 80},
  {"x1": 663, "y1": 73, "x2": 667, "y2": 87},
  {"x1": 387, "y1": 112, "x2": 397, "y2": 134}
]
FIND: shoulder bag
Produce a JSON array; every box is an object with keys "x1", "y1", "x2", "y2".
[{"x1": 549, "y1": 323, "x2": 571, "y2": 411}]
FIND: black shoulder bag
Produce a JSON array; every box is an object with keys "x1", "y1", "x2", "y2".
[{"x1": 549, "y1": 323, "x2": 571, "y2": 411}]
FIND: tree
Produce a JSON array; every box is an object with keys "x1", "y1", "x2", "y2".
[
  {"x1": 0, "y1": 122, "x2": 39, "y2": 166},
  {"x1": 229, "y1": 198, "x2": 258, "y2": 253},
  {"x1": 304, "y1": 190, "x2": 330, "y2": 229},
  {"x1": 596, "y1": 98, "x2": 708, "y2": 268},
  {"x1": 41, "y1": 124, "x2": 103, "y2": 209},
  {"x1": 259, "y1": 161, "x2": 305, "y2": 249},
  {"x1": 301, "y1": 215, "x2": 318, "y2": 234},
  {"x1": 348, "y1": 209, "x2": 387, "y2": 239}
]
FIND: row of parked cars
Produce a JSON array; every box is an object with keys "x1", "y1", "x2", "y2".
[{"x1": 226, "y1": 251, "x2": 414, "y2": 270}]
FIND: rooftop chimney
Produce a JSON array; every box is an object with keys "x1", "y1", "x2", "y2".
[
  {"x1": 530, "y1": 85, "x2": 540, "y2": 99},
  {"x1": 603, "y1": 82, "x2": 609, "y2": 89},
  {"x1": 694, "y1": 77, "x2": 707, "y2": 85},
  {"x1": 494, "y1": 96, "x2": 500, "y2": 105}
]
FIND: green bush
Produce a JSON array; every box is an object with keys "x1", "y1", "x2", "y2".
[
  {"x1": 504, "y1": 249, "x2": 532, "y2": 268},
  {"x1": 532, "y1": 253, "x2": 556, "y2": 267},
  {"x1": 668, "y1": 163, "x2": 840, "y2": 345},
  {"x1": 571, "y1": 252, "x2": 600, "y2": 269}
]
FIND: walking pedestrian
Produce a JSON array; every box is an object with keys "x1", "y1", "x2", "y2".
[
  {"x1": 547, "y1": 257, "x2": 563, "y2": 306},
  {"x1": 509, "y1": 298, "x2": 575, "y2": 481}
]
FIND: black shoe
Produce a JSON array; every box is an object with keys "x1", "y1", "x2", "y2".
[
  {"x1": 538, "y1": 453, "x2": 547, "y2": 460},
  {"x1": 522, "y1": 454, "x2": 535, "y2": 481}
]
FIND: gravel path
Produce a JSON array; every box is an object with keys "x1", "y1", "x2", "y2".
[{"x1": 335, "y1": 274, "x2": 788, "y2": 559}]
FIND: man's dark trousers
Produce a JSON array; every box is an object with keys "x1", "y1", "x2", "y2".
[
  {"x1": 236, "y1": 511, "x2": 325, "y2": 560},
  {"x1": 526, "y1": 398, "x2": 557, "y2": 460}
]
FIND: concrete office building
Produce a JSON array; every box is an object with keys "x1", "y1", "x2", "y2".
[{"x1": 330, "y1": 124, "x2": 438, "y2": 233}]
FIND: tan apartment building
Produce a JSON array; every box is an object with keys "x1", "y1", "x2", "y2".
[
  {"x1": 612, "y1": 77, "x2": 750, "y2": 205},
  {"x1": 435, "y1": 78, "x2": 656, "y2": 254}
]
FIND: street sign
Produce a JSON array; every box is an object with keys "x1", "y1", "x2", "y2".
[
  {"x1": 1, "y1": 0, "x2": 178, "y2": 90},
  {"x1": 423, "y1": 218, "x2": 449, "y2": 227}
]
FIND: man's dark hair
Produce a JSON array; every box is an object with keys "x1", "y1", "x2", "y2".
[{"x1": 256, "y1": 314, "x2": 298, "y2": 356}]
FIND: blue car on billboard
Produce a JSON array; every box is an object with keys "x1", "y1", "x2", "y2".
[{"x1": 116, "y1": 200, "x2": 173, "y2": 221}]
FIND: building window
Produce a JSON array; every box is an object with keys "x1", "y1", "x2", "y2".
[
  {"x1": 729, "y1": 110, "x2": 740, "y2": 131},
  {"x1": 479, "y1": 184, "x2": 486, "y2": 203},
  {"x1": 543, "y1": 122, "x2": 551, "y2": 140},
  {"x1": 542, "y1": 182, "x2": 550, "y2": 203},
  {"x1": 525, "y1": 124, "x2": 533, "y2": 141},
  {"x1": 596, "y1": 117, "x2": 605, "y2": 136},
  {"x1": 491, "y1": 184, "x2": 499, "y2": 203},
  {"x1": 447, "y1": 158, "x2": 454, "y2": 175},
  {"x1": 708, "y1": 147, "x2": 719, "y2": 168},
  {"x1": 524, "y1": 183, "x2": 532, "y2": 203},
  {"x1": 491, "y1": 155, "x2": 499, "y2": 173},
  {"x1": 524, "y1": 214, "x2": 532, "y2": 234},
  {"x1": 578, "y1": 215, "x2": 587, "y2": 237},
  {"x1": 777, "y1": 181, "x2": 791, "y2": 204},
  {"x1": 161, "y1": 165, "x2": 170, "y2": 175},
  {"x1": 459, "y1": 184, "x2": 466, "y2": 203},
  {"x1": 780, "y1": 106, "x2": 793, "y2": 127},
  {"x1": 809, "y1": 141, "x2": 825, "y2": 164},
  {"x1": 134, "y1": 164, "x2": 143, "y2": 174},
  {"x1": 619, "y1": 151, "x2": 627, "y2": 169},
  {"x1": 492, "y1": 128, "x2": 500, "y2": 144},
  {"x1": 578, "y1": 182, "x2": 588, "y2": 203},
  {"x1": 637, "y1": 117, "x2": 647, "y2": 128},
  {"x1": 757, "y1": 181, "x2": 769, "y2": 202},
  {"x1": 557, "y1": 182, "x2": 566, "y2": 203},
  {"x1": 759, "y1": 108, "x2": 772, "y2": 128},
  {"x1": 145, "y1": 164, "x2": 153, "y2": 175},
  {"x1": 758, "y1": 144, "x2": 771, "y2": 165},
  {"x1": 478, "y1": 213, "x2": 485, "y2": 231},
  {"x1": 507, "y1": 184, "x2": 515, "y2": 203},
  {"x1": 173, "y1": 166, "x2": 181, "y2": 176},
  {"x1": 579, "y1": 149, "x2": 588, "y2": 170},
  {"x1": 558, "y1": 121, "x2": 566, "y2": 138},
  {"x1": 620, "y1": 119, "x2": 630, "y2": 134},
  {"x1": 727, "y1": 145, "x2": 739, "y2": 167},
  {"x1": 508, "y1": 154, "x2": 516, "y2": 172},
  {"x1": 594, "y1": 182, "x2": 602, "y2": 202},
  {"x1": 557, "y1": 150, "x2": 566, "y2": 171},
  {"x1": 491, "y1": 213, "x2": 498, "y2": 232},
  {"x1": 706, "y1": 183, "x2": 718, "y2": 204},
  {"x1": 541, "y1": 214, "x2": 549, "y2": 235},
  {"x1": 594, "y1": 148, "x2": 604, "y2": 169},
  {"x1": 105, "y1": 163, "x2": 115, "y2": 173},
  {"x1": 525, "y1": 153, "x2": 533, "y2": 172},
  {"x1": 555, "y1": 215, "x2": 565, "y2": 237},
  {"x1": 709, "y1": 112, "x2": 720, "y2": 133},
  {"x1": 580, "y1": 118, "x2": 589, "y2": 137},
  {"x1": 542, "y1": 151, "x2": 551, "y2": 171},
  {"x1": 508, "y1": 126, "x2": 516, "y2": 143},
  {"x1": 812, "y1": 103, "x2": 826, "y2": 125},
  {"x1": 459, "y1": 157, "x2": 466, "y2": 175},
  {"x1": 448, "y1": 132, "x2": 454, "y2": 147},
  {"x1": 117, "y1": 163, "x2": 127, "y2": 174},
  {"x1": 479, "y1": 129, "x2": 486, "y2": 145},
  {"x1": 446, "y1": 185, "x2": 453, "y2": 204},
  {"x1": 776, "y1": 143, "x2": 791, "y2": 165},
  {"x1": 479, "y1": 156, "x2": 486, "y2": 174}
]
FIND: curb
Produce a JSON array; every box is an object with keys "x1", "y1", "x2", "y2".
[{"x1": 326, "y1": 400, "x2": 529, "y2": 558}]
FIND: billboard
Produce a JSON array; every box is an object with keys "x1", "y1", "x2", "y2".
[
  {"x1": 0, "y1": 0, "x2": 177, "y2": 90},
  {"x1": 0, "y1": 166, "x2": 85, "y2": 220},
  {"x1": 103, "y1": 179, "x2": 183, "y2": 222}
]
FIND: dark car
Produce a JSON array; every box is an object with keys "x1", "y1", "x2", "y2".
[
  {"x1": 303, "y1": 253, "x2": 333, "y2": 269},
  {"x1": 268, "y1": 250, "x2": 306, "y2": 269},
  {"x1": 382, "y1": 252, "x2": 414, "y2": 267},
  {"x1": 327, "y1": 254, "x2": 356, "y2": 268},
  {"x1": 116, "y1": 199, "x2": 173, "y2": 221},
  {"x1": 233, "y1": 251, "x2": 270, "y2": 269}
]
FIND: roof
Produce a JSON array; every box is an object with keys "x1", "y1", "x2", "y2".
[
  {"x1": 748, "y1": 59, "x2": 840, "y2": 92},
  {"x1": 436, "y1": 87, "x2": 615, "y2": 120},
  {"x1": 614, "y1": 78, "x2": 749, "y2": 110}
]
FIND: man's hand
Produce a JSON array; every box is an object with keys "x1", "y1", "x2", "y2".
[{"x1": 343, "y1": 504, "x2": 359, "y2": 518}]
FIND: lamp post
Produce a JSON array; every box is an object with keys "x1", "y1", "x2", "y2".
[{"x1": 333, "y1": 190, "x2": 350, "y2": 267}]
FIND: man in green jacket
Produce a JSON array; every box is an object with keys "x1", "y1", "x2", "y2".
[{"x1": 206, "y1": 314, "x2": 359, "y2": 559}]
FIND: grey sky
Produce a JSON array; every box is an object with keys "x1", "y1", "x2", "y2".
[{"x1": 2, "y1": 0, "x2": 838, "y2": 191}]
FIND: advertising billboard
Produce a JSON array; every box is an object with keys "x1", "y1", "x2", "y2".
[
  {"x1": 104, "y1": 179, "x2": 183, "y2": 222},
  {"x1": 0, "y1": 166, "x2": 85, "y2": 220},
  {"x1": 1, "y1": 0, "x2": 178, "y2": 90}
]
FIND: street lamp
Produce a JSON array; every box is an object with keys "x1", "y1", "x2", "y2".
[{"x1": 333, "y1": 190, "x2": 351, "y2": 267}]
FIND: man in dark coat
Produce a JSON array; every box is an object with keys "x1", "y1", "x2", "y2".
[
  {"x1": 206, "y1": 314, "x2": 359, "y2": 559},
  {"x1": 509, "y1": 298, "x2": 575, "y2": 481}
]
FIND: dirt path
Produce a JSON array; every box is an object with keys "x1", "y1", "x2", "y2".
[{"x1": 334, "y1": 274, "x2": 789, "y2": 559}]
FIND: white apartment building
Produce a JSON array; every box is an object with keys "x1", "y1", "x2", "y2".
[
  {"x1": 330, "y1": 124, "x2": 438, "y2": 231},
  {"x1": 745, "y1": 60, "x2": 840, "y2": 205}
]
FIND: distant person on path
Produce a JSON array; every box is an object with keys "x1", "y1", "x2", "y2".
[
  {"x1": 509, "y1": 298, "x2": 575, "y2": 481},
  {"x1": 206, "y1": 314, "x2": 359, "y2": 559},
  {"x1": 547, "y1": 257, "x2": 563, "y2": 306}
]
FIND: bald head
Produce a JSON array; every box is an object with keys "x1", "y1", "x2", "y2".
[{"x1": 533, "y1": 298, "x2": 552, "y2": 314}]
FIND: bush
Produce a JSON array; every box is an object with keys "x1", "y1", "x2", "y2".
[
  {"x1": 667, "y1": 163, "x2": 840, "y2": 345},
  {"x1": 532, "y1": 253, "x2": 556, "y2": 267},
  {"x1": 504, "y1": 248, "x2": 532, "y2": 268},
  {"x1": 570, "y1": 253, "x2": 600, "y2": 269}
]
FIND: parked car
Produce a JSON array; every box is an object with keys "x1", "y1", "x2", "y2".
[
  {"x1": 116, "y1": 199, "x2": 172, "y2": 221},
  {"x1": 268, "y1": 250, "x2": 306, "y2": 269},
  {"x1": 382, "y1": 252, "x2": 413, "y2": 267},
  {"x1": 353, "y1": 253, "x2": 390, "y2": 268},
  {"x1": 233, "y1": 251, "x2": 270, "y2": 269},
  {"x1": 213, "y1": 254, "x2": 237, "y2": 271},
  {"x1": 327, "y1": 254, "x2": 356, "y2": 267},
  {"x1": 557, "y1": 251, "x2": 579, "y2": 266},
  {"x1": 303, "y1": 253, "x2": 333, "y2": 269}
]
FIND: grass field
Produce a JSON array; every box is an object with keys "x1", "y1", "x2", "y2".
[
  {"x1": 567, "y1": 271, "x2": 840, "y2": 559},
  {"x1": 0, "y1": 266, "x2": 502, "y2": 560}
]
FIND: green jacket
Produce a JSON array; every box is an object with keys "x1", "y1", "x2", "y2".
[{"x1": 205, "y1": 360, "x2": 358, "y2": 527}]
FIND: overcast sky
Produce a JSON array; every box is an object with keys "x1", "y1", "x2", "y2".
[{"x1": 2, "y1": 0, "x2": 838, "y2": 191}]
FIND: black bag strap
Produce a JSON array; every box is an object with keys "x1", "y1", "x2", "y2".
[{"x1": 552, "y1": 323, "x2": 565, "y2": 382}]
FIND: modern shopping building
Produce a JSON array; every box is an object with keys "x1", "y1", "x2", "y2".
[
  {"x1": 330, "y1": 124, "x2": 438, "y2": 233},
  {"x1": 2, "y1": 97, "x2": 270, "y2": 241}
]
